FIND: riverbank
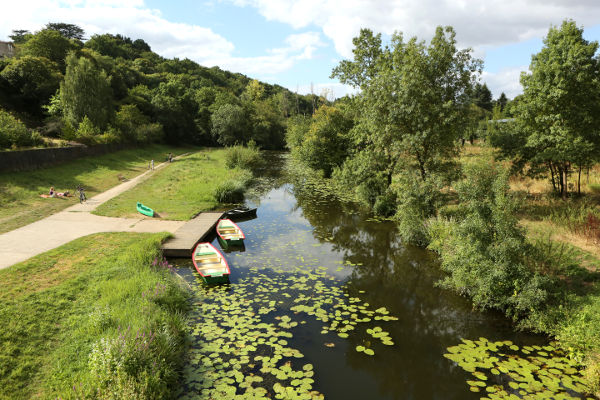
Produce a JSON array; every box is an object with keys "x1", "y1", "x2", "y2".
[
  {"x1": 94, "y1": 148, "x2": 252, "y2": 220},
  {"x1": 0, "y1": 232, "x2": 189, "y2": 399},
  {"x1": 289, "y1": 145, "x2": 600, "y2": 396},
  {"x1": 0, "y1": 144, "x2": 194, "y2": 234}
]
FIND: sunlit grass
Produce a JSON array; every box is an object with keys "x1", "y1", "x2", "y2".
[
  {"x1": 0, "y1": 144, "x2": 194, "y2": 234},
  {"x1": 0, "y1": 232, "x2": 189, "y2": 399},
  {"x1": 94, "y1": 149, "x2": 252, "y2": 220}
]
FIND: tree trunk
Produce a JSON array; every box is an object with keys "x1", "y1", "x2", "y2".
[
  {"x1": 577, "y1": 165, "x2": 582, "y2": 195},
  {"x1": 548, "y1": 162, "x2": 557, "y2": 192},
  {"x1": 562, "y1": 163, "x2": 568, "y2": 200}
]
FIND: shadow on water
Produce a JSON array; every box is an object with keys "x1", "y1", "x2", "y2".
[{"x1": 172, "y1": 153, "x2": 586, "y2": 400}]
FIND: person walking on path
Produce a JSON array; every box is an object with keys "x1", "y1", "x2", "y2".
[
  {"x1": 76, "y1": 185, "x2": 86, "y2": 203},
  {"x1": 151, "y1": 159, "x2": 154, "y2": 170},
  {"x1": 168, "y1": 153, "x2": 173, "y2": 163}
]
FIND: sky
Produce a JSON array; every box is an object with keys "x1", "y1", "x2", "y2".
[{"x1": 2, "y1": 0, "x2": 600, "y2": 99}]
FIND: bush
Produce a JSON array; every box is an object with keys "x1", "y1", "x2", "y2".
[
  {"x1": 224, "y1": 141, "x2": 262, "y2": 170},
  {"x1": 0, "y1": 109, "x2": 35, "y2": 148},
  {"x1": 394, "y1": 172, "x2": 445, "y2": 245},
  {"x1": 428, "y1": 161, "x2": 553, "y2": 320},
  {"x1": 75, "y1": 116, "x2": 100, "y2": 145},
  {"x1": 213, "y1": 179, "x2": 246, "y2": 203}
]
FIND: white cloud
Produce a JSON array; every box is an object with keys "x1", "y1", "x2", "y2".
[
  {"x1": 482, "y1": 66, "x2": 528, "y2": 99},
  {"x1": 228, "y1": 0, "x2": 600, "y2": 58},
  {"x1": 0, "y1": 0, "x2": 323, "y2": 77}
]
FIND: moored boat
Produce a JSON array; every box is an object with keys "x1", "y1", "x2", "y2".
[
  {"x1": 136, "y1": 202, "x2": 154, "y2": 217},
  {"x1": 192, "y1": 242, "x2": 230, "y2": 284},
  {"x1": 216, "y1": 219, "x2": 245, "y2": 248},
  {"x1": 223, "y1": 206, "x2": 257, "y2": 221}
]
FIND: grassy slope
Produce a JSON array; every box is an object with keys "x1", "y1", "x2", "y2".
[
  {"x1": 0, "y1": 232, "x2": 189, "y2": 400},
  {"x1": 94, "y1": 148, "x2": 250, "y2": 220},
  {"x1": 0, "y1": 144, "x2": 194, "y2": 234}
]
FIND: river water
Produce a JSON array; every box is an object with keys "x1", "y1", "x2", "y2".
[{"x1": 173, "y1": 154, "x2": 587, "y2": 400}]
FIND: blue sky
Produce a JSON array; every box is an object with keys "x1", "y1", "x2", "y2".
[{"x1": 2, "y1": 0, "x2": 600, "y2": 99}]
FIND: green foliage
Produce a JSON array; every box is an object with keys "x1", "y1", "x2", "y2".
[
  {"x1": 395, "y1": 172, "x2": 445, "y2": 245},
  {"x1": 0, "y1": 232, "x2": 189, "y2": 399},
  {"x1": 224, "y1": 141, "x2": 262, "y2": 170},
  {"x1": 45, "y1": 22, "x2": 85, "y2": 41},
  {"x1": 213, "y1": 179, "x2": 246, "y2": 203},
  {"x1": 331, "y1": 26, "x2": 480, "y2": 212},
  {"x1": 428, "y1": 161, "x2": 553, "y2": 319},
  {"x1": 0, "y1": 109, "x2": 35, "y2": 148},
  {"x1": 211, "y1": 103, "x2": 248, "y2": 146},
  {"x1": 151, "y1": 77, "x2": 198, "y2": 144},
  {"x1": 473, "y1": 82, "x2": 493, "y2": 111},
  {"x1": 518, "y1": 20, "x2": 600, "y2": 197},
  {"x1": 0, "y1": 56, "x2": 62, "y2": 114},
  {"x1": 115, "y1": 104, "x2": 163, "y2": 143},
  {"x1": 288, "y1": 105, "x2": 352, "y2": 178},
  {"x1": 61, "y1": 52, "x2": 114, "y2": 130},
  {"x1": 75, "y1": 116, "x2": 101, "y2": 144},
  {"x1": 19, "y1": 29, "x2": 73, "y2": 69}
]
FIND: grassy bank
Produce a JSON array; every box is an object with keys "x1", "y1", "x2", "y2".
[
  {"x1": 94, "y1": 148, "x2": 252, "y2": 220},
  {"x1": 0, "y1": 232, "x2": 189, "y2": 400},
  {"x1": 0, "y1": 144, "x2": 194, "y2": 234},
  {"x1": 457, "y1": 143, "x2": 600, "y2": 394}
]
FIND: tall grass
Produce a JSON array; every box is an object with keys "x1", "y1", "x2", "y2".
[
  {"x1": 224, "y1": 141, "x2": 262, "y2": 170},
  {"x1": 0, "y1": 232, "x2": 189, "y2": 399}
]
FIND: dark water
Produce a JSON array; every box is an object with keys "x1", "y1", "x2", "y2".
[{"x1": 172, "y1": 154, "x2": 556, "y2": 400}]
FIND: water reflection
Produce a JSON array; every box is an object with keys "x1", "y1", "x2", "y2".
[{"x1": 174, "y1": 154, "x2": 560, "y2": 400}]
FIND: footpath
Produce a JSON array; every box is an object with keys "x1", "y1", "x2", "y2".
[{"x1": 0, "y1": 160, "x2": 185, "y2": 269}]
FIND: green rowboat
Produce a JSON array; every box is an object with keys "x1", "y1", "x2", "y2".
[
  {"x1": 192, "y1": 242, "x2": 230, "y2": 284},
  {"x1": 136, "y1": 202, "x2": 154, "y2": 217},
  {"x1": 216, "y1": 218, "x2": 245, "y2": 249}
]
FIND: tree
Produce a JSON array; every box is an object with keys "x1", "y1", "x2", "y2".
[
  {"x1": 20, "y1": 29, "x2": 73, "y2": 69},
  {"x1": 290, "y1": 105, "x2": 352, "y2": 177},
  {"x1": 211, "y1": 104, "x2": 248, "y2": 146},
  {"x1": 0, "y1": 56, "x2": 62, "y2": 114},
  {"x1": 45, "y1": 23, "x2": 85, "y2": 40},
  {"x1": 9, "y1": 30, "x2": 31, "y2": 44},
  {"x1": 497, "y1": 92, "x2": 508, "y2": 112},
  {"x1": 473, "y1": 82, "x2": 493, "y2": 111},
  {"x1": 332, "y1": 26, "x2": 480, "y2": 186},
  {"x1": 60, "y1": 52, "x2": 114, "y2": 130},
  {"x1": 519, "y1": 20, "x2": 600, "y2": 198}
]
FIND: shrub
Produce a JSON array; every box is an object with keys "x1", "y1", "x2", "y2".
[
  {"x1": 428, "y1": 160, "x2": 553, "y2": 320},
  {"x1": 0, "y1": 109, "x2": 32, "y2": 148},
  {"x1": 213, "y1": 180, "x2": 245, "y2": 203},
  {"x1": 394, "y1": 172, "x2": 445, "y2": 246},
  {"x1": 224, "y1": 141, "x2": 262, "y2": 170},
  {"x1": 75, "y1": 116, "x2": 101, "y2": 145}
]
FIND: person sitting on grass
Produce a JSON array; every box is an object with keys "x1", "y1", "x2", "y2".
[{"x1": 49, "y1": 186, "x2": 55, "y2": 197}]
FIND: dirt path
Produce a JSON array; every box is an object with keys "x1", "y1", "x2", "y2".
[{"x1": 0, "y1": 159, "x2": 186, "y2": 269}]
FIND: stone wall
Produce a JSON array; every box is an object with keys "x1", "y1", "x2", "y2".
[{"x1": 0, "y1": 144, "x2": 129, "y2": 173}]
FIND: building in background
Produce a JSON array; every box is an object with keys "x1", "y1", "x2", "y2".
[{"x1": 0, "y1": 41, "x2": 15, "y2": 58}]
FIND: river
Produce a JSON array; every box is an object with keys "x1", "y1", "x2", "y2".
[{"x1": 173, "y1": 154, "x2": 588, "y2": 400}]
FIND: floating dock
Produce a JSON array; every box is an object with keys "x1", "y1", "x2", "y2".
[{"x1": 162, "y1": 212, "x2": 223, "y2": 257}]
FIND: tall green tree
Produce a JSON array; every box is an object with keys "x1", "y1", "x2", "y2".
[
  {"x1": 20, "y1": 29, "x2": 73, "y2": 69},
  {"x1": 332, "y1": 26, "x2": 480, "y2": 186},
  {"x1": 497, "y1": 92, "x2": 508, "y2": 112},
  {"x1": 473, "y1": 82, "x2": 493, "y2": 111},
  {"x1": 60, "y1": 52, "x2": 114, "y2": 130},
  {"x1": 211, "y1": 103, "x2": 248, "y2": 146},
  {"x1": 519, "y1": 20, "x2": 600, "y2": 198},
  {"x1": 45, "y1": 23, "x2": 85, "y2": 40},
  {"x1": 9, "y1": 30, "x2": 31, "y2": 44}
]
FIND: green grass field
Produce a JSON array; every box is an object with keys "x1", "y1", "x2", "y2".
[
  {"x1": 94, "y1": 148, "x2": 251, "y2": 220},
  {"x1": 0, "y1": 232, "x2": 189, "y2": 400},
  {"x1": 0, "y1": 145, "x2": 195, "y2": 234}
]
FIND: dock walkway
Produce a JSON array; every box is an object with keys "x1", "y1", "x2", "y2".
[{"x1": 161, "y1": 212, "x2": 223, "y2": 257}]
